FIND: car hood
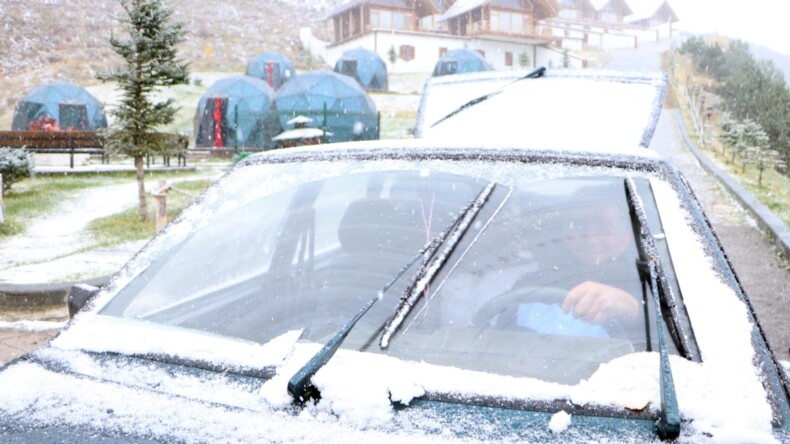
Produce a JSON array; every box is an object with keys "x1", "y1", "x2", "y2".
[
  {"x1": 0, "y1": 345, "x2": 668, "y2": 443},
  {"x1": 414, "y1": 69, "x2": 667, "y2": 151}
]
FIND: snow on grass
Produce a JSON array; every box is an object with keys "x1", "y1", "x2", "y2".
[{"x1": 0, "y1": 320, "x2": 65, "y2": 332}]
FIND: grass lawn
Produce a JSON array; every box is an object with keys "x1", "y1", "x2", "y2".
[
  {"x1": 1, "y1": 166, "x2": 226, "y2": 243},
  {"x1": 86, "y1": 178, "x2": 214, "y2": 247}
]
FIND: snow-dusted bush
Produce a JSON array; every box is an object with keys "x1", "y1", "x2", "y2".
[{"x1": 0, "y1": 148, "x2": 35, "y2": 194}]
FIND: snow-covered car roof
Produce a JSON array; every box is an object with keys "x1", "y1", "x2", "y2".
[
  {"x1": 1, "y1": 142, "x2": 788, "y2": 443},
  {"x1": 414, "y1": 68, "x2": 667, "y2": 151}
]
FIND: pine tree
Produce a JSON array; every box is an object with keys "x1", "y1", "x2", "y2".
[
  {"x1": 741, "y1": 119, "x2": 771, "y2": 182},
  {"x1": 97, "y1": 0, "x2": 190, "y2": 222},
  {"x1": 518, "y1": 51, "x2": 530, "y2": 68},
  {"x1": 388, "y1": 46, "x2": 397, "y2": 65}
]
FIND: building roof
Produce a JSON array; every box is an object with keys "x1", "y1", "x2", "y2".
[
  {"x1": 329, "y1": 0, "x2": 412, "y2": 17},
  {"x1": 626, "y1": 0, "x2": 677, "y2": 23},
  {"x1": 438, "y1": 0, "x2": 485, "y2": 21},
  {"x1": 557, "y1": 0, "x2": 597, "y2": 15},
  {"x1": 439, "y1": 0, "x2": 557, "y2": 22},
  {"x1": 590, "y1": 0, "x2": 632, "y2": 15}
]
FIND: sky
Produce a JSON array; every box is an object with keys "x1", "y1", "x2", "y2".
[{"x1": 671, "y1": 0, "x2": 790, "y2": 55}]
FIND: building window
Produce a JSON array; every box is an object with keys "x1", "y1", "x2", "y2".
[
  {"x1": 505, "y1": 51, "x2": 513, "y2": 66},
  {"x1": 394, "y1": 12, "x2": 406, "y2": 30},
  {"x1": 400, "y1": 45, "x2": 415, "y2": 61},
  {"x1": 495, "y1": 11, "x2": 525, "y2": 33}
]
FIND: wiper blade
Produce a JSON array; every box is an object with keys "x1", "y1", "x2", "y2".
[
  {"x1": 379, "y1": 182, "x2": 497, "y2": 348},
  {"x1": 430, "y1": 66, "x2": 546, "y2": 128},
  {"x1": 624, "y1": 177, "x2": 680, "y2": 440},
  {"x1": 286, "y1": 228, "x2": 449, "y2": 403}
]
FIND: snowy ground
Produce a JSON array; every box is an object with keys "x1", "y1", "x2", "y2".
[{"x1": 0, "y1": 164, "x2": 228, "y2": 285}]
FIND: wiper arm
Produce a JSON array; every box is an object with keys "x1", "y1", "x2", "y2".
[
  {"x1": 380, "y1": 182, "x2": 497, "y2": 348},
  {"x1": 430, "y1": 67, "x2": 545, "y2": 128},
  {"x1": 624, "y1": 177, "x2": 680, "y2": 440},
  {"x1": 286, "y1": 226, "x2": 453, "y2": 403}
]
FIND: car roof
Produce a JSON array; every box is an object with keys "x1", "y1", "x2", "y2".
[
  {"x1": 247, "y1": 137, "x2": 664, "y2": 162},
  {"x1": 414, "y1": 68, "x2": 667, "y2": 151}
]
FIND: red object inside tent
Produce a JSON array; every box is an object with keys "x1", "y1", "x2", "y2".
[
  {"x1": 266, "y1": 63, "x2": 274, "y2": 88},
  {"x1": 213, "y1": 97, "x2": 223, "y2": 148}
]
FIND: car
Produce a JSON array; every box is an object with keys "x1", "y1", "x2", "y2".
[
  {"x1": 1, "y1": 137, "x2": 788, "y2": 443},
  {"x1": 414, "y1": 68, "x2": 668, "y2": 150}
]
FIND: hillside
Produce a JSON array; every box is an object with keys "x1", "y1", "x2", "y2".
[
  {"x1": 0, "y1": 0, "x2": 334, "y2": 124},
  {"x1": 750, "y1": 44, "x2": 790, "y2": 84}
]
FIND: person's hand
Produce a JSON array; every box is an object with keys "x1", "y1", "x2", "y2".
[{"x1": 561, "y1": 281, "x2": 639, "y2": 325}]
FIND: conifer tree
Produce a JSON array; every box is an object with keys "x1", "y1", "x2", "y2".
[{"x1": 98, "y1": 0, "x2": 190, "y2": 221}]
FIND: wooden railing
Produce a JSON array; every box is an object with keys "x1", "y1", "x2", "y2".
[
  {"x1": 0, "y1": 131, "x2": 105, "y2": 168},
  {"x1": 0, "y1": 131, "x2": 189, "y2": 169}
]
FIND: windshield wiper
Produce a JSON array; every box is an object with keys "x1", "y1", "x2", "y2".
[
  {"x1": 624, "y1": 177, "x2": 680, "y2": 440},
  {"x1": 286, "y1": 212, "x2": 472, "y2": 403},
  {"x1": 379, "y1": 182, "x2": 497, "y2": 348},
  {"x1": 430, "y1": 66, "x2": 545, "y2": 128}
]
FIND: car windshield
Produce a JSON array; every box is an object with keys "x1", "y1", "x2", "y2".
[{"x1": 100, "y1": 157, "x2": 676, "y2": 384}]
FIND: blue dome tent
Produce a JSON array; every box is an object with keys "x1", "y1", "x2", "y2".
[
  {"x1": 432, "y1": 49, "x2": 493, "y2": 77},
  {"x1": 334, "y1": 48, "x2": 388, "y2": 92},
  {"x1": 11, "y1": 81, "x2": 108, "y2": 131},
  {"x1": 194, "y1": 75, "x2": 278, "y2": 149},
  {"x1": 245, "y1": 52, "x2": 295, "y2": 90},
  {"x1": 273, "y1": 70, "x2": 379, "y2": 143}
]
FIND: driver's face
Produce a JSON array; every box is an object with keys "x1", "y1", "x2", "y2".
[{"x1": 566, "y1": 205, "x2": 629, "y2": 266}]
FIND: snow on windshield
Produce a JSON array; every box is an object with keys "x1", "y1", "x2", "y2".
[
  {"x1": 25, "y1": 156, "x2": 776, "y2": 442},
  {"x1": 417, "y1": 70, "x2": 666, "y2": 151}
]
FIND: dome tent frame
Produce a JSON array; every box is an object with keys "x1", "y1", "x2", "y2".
[
  {"x1": 432, "y1": 49, "x2": 493, "y2": 77},
  {"x1": 11, "y1": 81, "x2": 108, "y2": 131},
  {"x1": 273, "y1": 70, "x2": 380, "y2": 144},
  {"x1": 246, "y1": 52, "x2": 296, "y2": 90},
  {"x1": 334, "y1": 48, "x2": 388, "y2": 92},
  {"x1": 194, "y1": 75, "x2": 279, "y2": 150}
]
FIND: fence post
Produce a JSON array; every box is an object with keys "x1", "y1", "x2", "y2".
[
  {"x1": 0, "y1": 174, "x2": 4, "y2": 225},
  {"x1": 153, "y1": 179, "x2": 171, "y2": 232}
]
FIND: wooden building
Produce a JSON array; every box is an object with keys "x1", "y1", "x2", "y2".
[
  {"x1": 556, "y1": 0, "x2": 597, "y2": 22},
  {"x1": 438, "y1": 0, "x2": 557, "y2": 42},
  {"x1": 593, "y1": 0, "x2": 633, "y2": 24}
]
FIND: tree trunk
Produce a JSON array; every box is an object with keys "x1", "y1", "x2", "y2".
[
  {"x1": 135, "y1": 155, "x2": 148, "y2": 222},
  {"x1": 758, "y1": 164, "x2": 764, "y2": 187}
]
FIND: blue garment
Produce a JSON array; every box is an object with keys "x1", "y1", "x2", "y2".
[{"x1": 517, "y1": 302, "x2": 609, "y2": 338}]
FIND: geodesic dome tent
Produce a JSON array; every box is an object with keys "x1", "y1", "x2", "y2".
[
  {"x1": 273, "y1": 70, "x2": 379, "y2": 143},
  {"x1": 334, "y1": 48, "x2": 388, "y2": 92},
  {"x1": 432, "y1": 49, "x2": 493, "y2": 77},
  {"x1": 194, "y1": 75, "x2": 279, "y2": 149},
  {"x1": 11, "y1": 81, "x2": 108, "y2": 131},
  {"x1": 245, "y1": 52, "x2": 295, "y2": 90}
]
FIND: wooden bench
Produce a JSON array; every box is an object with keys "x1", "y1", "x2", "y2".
[
  {"x1": 0, "y1": 131, "x2": 189, "y2": 169},
  {"x1": 0, "y1": 131, "x2": 106, "y2": 168}
]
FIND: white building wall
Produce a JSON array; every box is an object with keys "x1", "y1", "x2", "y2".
[
  {"x1": 601, "y1": 32, "x2": 637, "y2": 49},
  {"x1": 535, "y1": 47, "x2": 585, "y2": 69},
  {"x1": 620, "y1": 26, "x2": 659, "y2": 43},
  {"x1": 558, "y1": 37, "x2": 584, "y2": 51},
  {"x1": 315, "y1": 29, "x2": 550, "y2": 74},
  {"x1": 302, "y1": 27, "x2": 593, "y2": 74},
  {"x1": 300, "y1": 28, "x2": 329, "y2": 64},
  {"x1": 652, "y1": 22, "x2": 674, "y2": 40}
]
